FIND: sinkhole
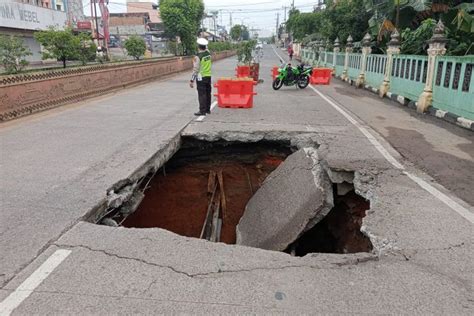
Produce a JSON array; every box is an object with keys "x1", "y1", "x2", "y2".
[{"x1": 97, "y1": 138, "x2": 373, "y2": 255}]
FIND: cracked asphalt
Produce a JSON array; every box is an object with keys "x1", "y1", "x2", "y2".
[{"x1": 1, "y1": 45, "x2": 473, "y2": 314}]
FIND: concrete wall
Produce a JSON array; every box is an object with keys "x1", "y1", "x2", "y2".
[{"x1": 0, "y1": 51, "x2": 236, "y2": 121}]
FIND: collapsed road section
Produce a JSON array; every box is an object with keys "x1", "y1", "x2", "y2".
[{"x1": 92, "y1": 135, "x2": 374, "y2": 256}]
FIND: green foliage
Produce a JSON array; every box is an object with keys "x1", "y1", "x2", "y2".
[
  {"x1": 236, "y1": 40, "x2": 256, "y2": 65},
  {"x1": 320, "y1": 0, "x2": 370, "y2": 43},
  {"x1": 77, "y1": 33, "x2": 97, "y2": 65},
  {"x1": 124, "y1": 35, "x2": 146, "y2": 60},
  {"x1": 450, "y1": 3, "x2": 474, "y2": 33},
  {"x1": 445, "y1": 2, "x2": 474, "y2": 55},
  {"x1": 286, "y1": 9, "x2": 324, "y2": 41},
  {"x1": 208, "y1": 41, "x2": 235, "y2": 52},
  {"x1": 401, "y1": 15, "x2": 474, "y2": 56},
  {"x1": 0, "y1": 35, "x2": 31, "y2": 74},
  {"x1": 401, "y1": 18, "x2": 437, "y2": 55},
  {"x1": 286, "y1": 0, "x2": 369, "y2": 44},
  {"x1": 34, "y1": 27, "x2": 81, "y2": 68},
  {"x1": 230, "y1": 24, "x2": 249, "y2": 41},
  {"x1": 230, "y1": 25, "x2": 242, "y2": 41},
  {"x1": 365, "y1": 0, "x2": 428, "y2": 38},
  {"x1": 160, "y1": 0, "x2": 205, "y2": 55}
]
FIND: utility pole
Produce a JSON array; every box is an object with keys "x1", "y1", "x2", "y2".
[
  {"x1": 229, "y1": 12, "x2": 232, "y2": 29},
  {"x1": 92, "y1": 0, "x2": 100, "y2": 47},
  {"x1": 283, "y1": 6, "x2": 288, "y2": 22},
  {"x1": 292, "y1": 0, "x2": 295, "y2": 9},
  {"x1": 276, "y1": 12, "x2": 279, "y2": 37}
]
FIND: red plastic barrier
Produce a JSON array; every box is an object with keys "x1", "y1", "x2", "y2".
[
  {"x1": 310, "y1": 68, "x2": 332, "y2": 85},
  {"x1": 271, "y1": 66, "x2": 279, "y2": 80},
  {"x1": 214, "y1": 78, "x2": 257, "y2": 108},
  {"x1": 235, "y1": 65, "x2": 251, "y2": 78}
]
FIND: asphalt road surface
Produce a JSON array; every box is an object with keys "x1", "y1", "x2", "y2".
[{"x1": 0, "y1": 45, "x2": 472, "y2": 314}]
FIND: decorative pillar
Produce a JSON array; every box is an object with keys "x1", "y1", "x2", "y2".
[
  {"x1": 312, "y1": 41, "x2": 319, "y2": 65},
  {"x1": 341, "y1": 35, "x2": 353, "y2": 81},
  {"x1": 325, "y1": 39, "x2": 330, "y2": 65},
  {"x1": 356, "y1": 33, "x2": 372, "y2": 88},
  {"x1": 333, "y1": 37, "x2": 340, "y2": 73},
  {"x1": 417, "y1": 20, "x2": 447, "y2": 113},
  {"x1": 379, "y1": 29, "x2": 400, "y2": 97},
  {"x1": 318, "y1": 40, "x2": 324, "y2": 65}
]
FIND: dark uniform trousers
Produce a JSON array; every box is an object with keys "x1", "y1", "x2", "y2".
[{"x1": 197, "y1": 76, "x2": 212, "y2": 113}]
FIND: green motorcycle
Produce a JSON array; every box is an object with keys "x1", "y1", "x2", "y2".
[{"x1": 272, "y1": 63, "x2": 312, "y2": 90}]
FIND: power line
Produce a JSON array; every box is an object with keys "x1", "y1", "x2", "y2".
[{"x1": 206, "y1": 1, "x2": 275, "y2": 8}]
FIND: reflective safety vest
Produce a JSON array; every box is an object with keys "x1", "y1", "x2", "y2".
[{"x1": 198, "y1": 50, "x2": 212, "y2": 77}]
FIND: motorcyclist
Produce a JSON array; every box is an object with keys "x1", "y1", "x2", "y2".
[{"x1": 286, "y1": 63, "x2": 295, "y2": 82}]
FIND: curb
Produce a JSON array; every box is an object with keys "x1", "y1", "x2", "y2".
[{"x1": 339, "y1": 76, "x2": 474, "y2": 132}]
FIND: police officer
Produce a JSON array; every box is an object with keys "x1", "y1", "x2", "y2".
[{"x1": 189, "y1": 38, "x2": 212, "y2": 116}]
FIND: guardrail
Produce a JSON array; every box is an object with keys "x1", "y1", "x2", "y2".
[{"x1": 0, "y1": 50, "x2": 235, "y2": 121}]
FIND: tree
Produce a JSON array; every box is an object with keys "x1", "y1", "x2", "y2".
[
  {"x1": 124, "y1": 35, "x2": 146, "y2": 60},
  {"x1": 230, "y1": 24, "x2": 249, "y2": 41},
  {"x1": 230, "y1": 25, "x2": 242, "y2": 41},
  {"x1": 237, "y1": 40, "x2": 256, "y2": 65},
  {"x1": 160, "y1": 0, "x2": 205, "y2": 55},
  {"x1": 401, "y1": 18, "x2": 437, "y2": 54},
  {"x1": 0, "y1": 35, "x2": 31, "y2": 74},
  {"x1": 77, "y1": 33, "x2": 97, "y2": 65},
  {"x1": 34, "y1": 27, "x2": 81, "y2": 68},
  {"x1": 285, "y1": 0, "x2": 369, "y2": 45}
]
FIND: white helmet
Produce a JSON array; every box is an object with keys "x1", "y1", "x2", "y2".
[{"x1": 197, "y1": 38, "x2": 209, "y2": 46}]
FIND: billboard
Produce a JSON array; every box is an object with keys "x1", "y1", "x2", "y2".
[{"x1": 0, "y1": 0, "x2": 67, "y2": 31}]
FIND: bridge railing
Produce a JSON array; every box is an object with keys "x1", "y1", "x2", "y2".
[
  {"x1": 432, "y1": 56, "x2": 473, "y2": 120},
  {"x1": 390, "y1": 55, "x2": 428, "y2": 101},
  {"x1": 299, "y1": 24, "x2": 473, "y2": 122}
]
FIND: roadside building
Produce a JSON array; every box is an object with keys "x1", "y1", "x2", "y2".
[
  {"x1": 0, "y1": 0, "x2": 67, "y2": 63},
  {"x1": 109, "y1": 11, "x2": 149, "y2": 39},
  {"x1": 126, "y1": 1, "x2": 165, "y2": 54},
  {"x1": 126, "y1": 1, "x2": 161, "y2": 30}
]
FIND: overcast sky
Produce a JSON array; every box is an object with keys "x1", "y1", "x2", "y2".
[{"x1": 86, "y1": 0, "x2": 320, "y2": 37}]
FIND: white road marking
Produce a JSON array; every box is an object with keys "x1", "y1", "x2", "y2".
[
  {"x1": 0, "y1": 249, "x2": 72, "y2": 316},
  {"x1": 308, "y1": 85, "x2": 473, "y2": 224},
  {"x1": 195, "y1": 101, "x2": 217, "y2": 122},
  {"x1": 404, "y1": 171, "x2": 474, "y2": 223},
  {"x1": 309, "y1": 85, "x2": 405, "y2": 170}
]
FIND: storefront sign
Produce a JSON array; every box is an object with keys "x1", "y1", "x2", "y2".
[{"x1": 0, "y1": 0, "x2": 67, "y2": 31}]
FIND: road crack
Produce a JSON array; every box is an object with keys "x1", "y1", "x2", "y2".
[{"x1": 53, "y1": 244, "x2": 378, "y2": 279}]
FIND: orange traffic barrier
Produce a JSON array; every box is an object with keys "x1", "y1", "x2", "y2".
[
  {"x1": 271, "y1": 66, "x2": 279, "y2": 80},
  {"x1": 214, "y1": 78, "x2": 257, "y2": 108},
  {"x1": 236, "y1": 65, "x2": 251, "y2": 78},
  {"x1": 310, "y1": 68, "x2": 332, "y2": 85}
]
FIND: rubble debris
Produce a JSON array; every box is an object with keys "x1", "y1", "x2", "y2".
[{"x1": 236, "y1": 148, "x2": 334, "y2": 251}]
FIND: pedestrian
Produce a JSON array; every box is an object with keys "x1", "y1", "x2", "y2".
[
  {"x1": 189, "y1": 38, "x2": 212, "y2": 116},
  {"x1": 288, "y1": 45, "x2": 294, "y2": 61}
]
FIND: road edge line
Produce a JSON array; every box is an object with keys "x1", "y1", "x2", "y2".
[{"x1": 0, "y1": 249, "x2": 72, "y2": 316}]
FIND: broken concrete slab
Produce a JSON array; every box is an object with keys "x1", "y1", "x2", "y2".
[{"x1": 236, "y1": 147, "x2": 334, "y2": 251}]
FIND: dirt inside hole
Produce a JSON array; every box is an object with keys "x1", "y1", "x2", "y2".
[
  {"x1": 285, "y1": 184, "x2": 373, "y2": 256},
  {"x1": 122, "y1": 139, "x2": 293, "y2": 244}
]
